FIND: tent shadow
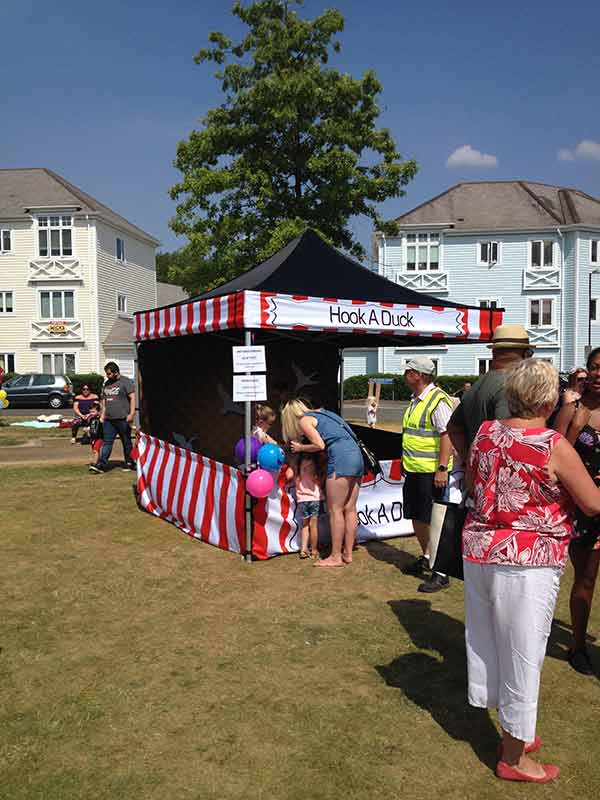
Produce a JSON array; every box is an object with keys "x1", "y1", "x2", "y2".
[{"x1": 375, "y1": 599, "x2": 499, "y2": 771}]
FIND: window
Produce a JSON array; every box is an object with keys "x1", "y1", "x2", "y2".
[
  {"x1": 0, "y1": 353, "x2": 15, "y2": 372},
  {"x1": 0, "y1": 229, "x2": 12, "y2": 253},
  {"x1": 0, "y1": 291, "x2": 14, "y2": 313},
  {"x1": 405, "y1": 232, "x2": 440, "y2": 271},
  {"x1": 478, "y1": 358, "x2": 492, "y2": 375},
  {"x1": 41, "y1": 353, "x2": 76, "y2": 374},
  {"x1": 592, "y1": 240, "x2": 599, "y2": 265},
  {"x1": 478, "y1": 298, "x2": 500, "y2": 310},
  {"x1": 40, "y1": 290, "x2": 75, "y2": 319},
  {"x1": 117, "y1": 292, "x2": 128, "y2": 314},
  {"x1": 9, "y1": 374, "x2": 30, "y2": 387},
  {"x1": 478, "y1": 241, "x2": 500, "y2": 265},
  {"x1": 116, "y1": 237, "x2": 126, "y2": 262},
  {"x1": 531, "y1": 240, "x2": 554, "y2": 268},
  {"x1": 38, "y1": 215, "x2": 73, "y2": 257},
  {"x1": 529, "y1": 298, "x2": 554, "y2": 327},
  {"x1": 591, "y1": 298, "x2": 599, "y2": 323}
]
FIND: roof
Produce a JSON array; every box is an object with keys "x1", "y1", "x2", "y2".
[
  {"x1": 157, "y1": 281, "x2": 188, "y2": 306},
  {"x1": 0, "y1": 168, "x2": 159, "y2": 244},
  {"x1": 181, "y1": 228, "x2": 479, "y2": 310},
  {"x1": 103, "y1": 317, "x2": 134, "y2": 346},
  {"x1": 394, "y1": 181, "x2": 600, "y2": 231}
]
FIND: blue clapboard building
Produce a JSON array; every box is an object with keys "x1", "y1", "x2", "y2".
[{"x1": 344, "y1": 181, "x2": 600, "y2": 377}]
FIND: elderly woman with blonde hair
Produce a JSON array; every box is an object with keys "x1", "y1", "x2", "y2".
[
  {"x1": 463, "y1": 359, "x2": 600, "y2": 783},
  {"x1": 281, "y1": 399, "x2": 363, "y2": 568}
]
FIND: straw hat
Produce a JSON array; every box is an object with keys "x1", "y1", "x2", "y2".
[{"x1": 487, "y1": 324, "x2": 533, "y2": 350}]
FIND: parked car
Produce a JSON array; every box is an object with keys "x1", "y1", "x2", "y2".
[{"x1": 3, "y1": 374, "x2": 74, "y2": 409}]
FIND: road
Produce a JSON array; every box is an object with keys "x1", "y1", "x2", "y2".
[{"x1": 343, "y1": 399, "x2": 409, "y2": 424}]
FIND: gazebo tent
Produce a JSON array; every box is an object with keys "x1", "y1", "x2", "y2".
[{"x1": 133, "y1": 229, "x2": 502, "y2": 559}]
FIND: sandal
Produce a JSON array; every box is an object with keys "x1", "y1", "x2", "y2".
[
  {"x1": 568, "y1": 648, "x2": 594, "y2": 676},
  {"x1": 299, "y1": 551, "x2": 310, "y2": 559}
]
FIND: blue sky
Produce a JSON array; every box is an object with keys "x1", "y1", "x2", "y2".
[{"x1": 2, "y1": 0, "x2": 599, "y2": 256}]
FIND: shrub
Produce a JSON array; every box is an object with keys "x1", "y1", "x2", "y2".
[
  {"x1": 70, "y1": 373, "x2": 105, "y2": 395},
  {"x1": 344, "y1": 373, "x2": 478, "y2": 400}
]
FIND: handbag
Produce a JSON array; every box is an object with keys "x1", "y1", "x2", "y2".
[
  {"x1": 318, "y1": 410, "x2": 382, "y2": 477},
  {"x1": 431, "y1": 502, "x2": 467, "y2": 580}
]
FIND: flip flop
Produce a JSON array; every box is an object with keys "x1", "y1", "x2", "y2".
[{"x1": 299, "y1": 551, "x2": 310, "y2": 559}]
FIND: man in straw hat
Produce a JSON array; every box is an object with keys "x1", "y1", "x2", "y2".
[{"x1": 448, "y1": 324, "x2": 534, "y2": 461}]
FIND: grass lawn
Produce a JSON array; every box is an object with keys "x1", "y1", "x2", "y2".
[
  {"x1": 2, "y1": 463, "x2": 599, "y2": 800},
  {"x1": 0, "y1": 418, "x2": 73, "y2": 447}
]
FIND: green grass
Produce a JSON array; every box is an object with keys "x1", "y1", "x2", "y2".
[{"x1": 2, "y1": 464, "x2": 599, "y2": 799}]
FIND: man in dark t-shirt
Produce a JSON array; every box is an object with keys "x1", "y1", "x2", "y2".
[{"x1": 89, "y1": 362, "x2": 136, "y2": 474}]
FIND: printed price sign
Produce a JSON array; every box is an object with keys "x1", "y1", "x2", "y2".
[
  {"x1": 233, "y1": 374, "x2": 267, "y2": 402},
  {"x1": 232, "y1": 345, "x2": 266, "y2": 373}
]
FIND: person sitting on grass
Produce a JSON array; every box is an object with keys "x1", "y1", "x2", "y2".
[{"x1": 71, "y1": 384, "x2": 99, "y2": 443}]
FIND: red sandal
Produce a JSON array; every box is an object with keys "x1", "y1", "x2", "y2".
[{"x1": 496, "y1": 761, "x2": 559, "y2": 783}]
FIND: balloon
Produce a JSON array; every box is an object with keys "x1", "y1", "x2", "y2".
[
  {"x1": 246, "y1": 468, "x2": 274, "y2": 498},
  {"x1": 234, "y1": 436, "x2": 260, "y2": 464},
  {"x1": 257, "y1": 443, "x2": 285, "y2": 471},
  {"x1": 2, "y1": 399, "x2": 8, "y2": 408},
  {"x1": 0, "y1": 389, "x2": 6, "y2": 400}
]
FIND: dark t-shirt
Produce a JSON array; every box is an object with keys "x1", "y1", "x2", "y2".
[
  {"x1": 75, "y1": 395, "x2": 97, "y2": 416},
  {"x1": 449, "y1": 369, "x2": 509, "y2": 449},
  {"x1": 102, "y1": 376, "x2": 135, "y2": 420}
]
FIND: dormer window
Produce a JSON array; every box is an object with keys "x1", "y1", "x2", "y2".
[
  {"x1": 405, "y1": 232, "x2": 439, "y2": 271},
  {"x1": 38, "y1": 215, "x2": 73, "y2": 257}
]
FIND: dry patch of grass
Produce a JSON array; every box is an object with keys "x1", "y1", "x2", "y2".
[{"x1": 2, "y1": 465, "x2": 600, "y2": 799}]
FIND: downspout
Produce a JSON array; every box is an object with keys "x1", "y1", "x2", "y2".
[{"x1": 557, "y1": 227, "x2": 564, "y2": 371}]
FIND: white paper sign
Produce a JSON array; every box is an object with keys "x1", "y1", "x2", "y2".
[
  {"x1": 232, "y1": 345, "x2": 266, "y2": 373},
  {"x1": 233, "y1": 374, "x2": 267, "y2": 402}
]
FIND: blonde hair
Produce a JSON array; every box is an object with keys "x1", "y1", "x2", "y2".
[
  {"x1": 256, "y1": 404, "x2": 276, "y2": 424},
  {"x1": 367, "y1": 395, "x2": 377, "y2": 405},
  {"x1": 505, "y1": 359, "x2": 559, "y2": 419},
  {"x1": 281, "y1": 398, "x2": 311, "y2": 443}
]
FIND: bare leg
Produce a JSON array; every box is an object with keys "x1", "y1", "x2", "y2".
[
  {"x1": 342, "y1": 478, "x2": 361, "y2": 563},
  {"x1": 316, "y1": 474, "x2": 353, "y2": 568},
  {"x1": 501, "y1": 730, "x2": 546, "y2": 779},
  {"x1": 569, "y1": 543, "x2": 600, "y2": 651},
  {"x1": 309, "y1": 516, "x2": 319, "y2": 556},
  {"x1": 412, "y1": 520, "x2": 431, "y2": 558},
  {"x1": 300, "y1": 520, "x2": 310, "y2": 557}
]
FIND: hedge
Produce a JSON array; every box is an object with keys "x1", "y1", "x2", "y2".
[
  {"x1": 343, "y1": 373, "x2": 478, "y2": 400},
  {"x1": 69, "y1": 373, "x2": 105, "y2": 395}
]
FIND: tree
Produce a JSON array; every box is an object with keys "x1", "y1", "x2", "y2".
[
  {"x1": 170, "y1": 0, "x2": 417, "y2": 294},
  {"x1": 155, "y1": 248, "x2": 192, "y2": 284}
]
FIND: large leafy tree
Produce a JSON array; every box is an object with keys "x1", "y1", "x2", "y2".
[{"x1": 170, "y1": 0, "x2": 417, "y2": 294}]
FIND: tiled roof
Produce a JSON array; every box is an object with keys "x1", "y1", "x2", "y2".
[
  {"x1": 395, "y1": 181, "x2": 600, "y2": 231},
  {"x1": 103, "y1": 317, "x2": 134, "y2": 346},
  {"x1": 0, "y1": 168, "x2": 159, "y2": 244}
]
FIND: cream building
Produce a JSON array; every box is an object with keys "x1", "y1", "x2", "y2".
[{"x1": 0, "y1": 168, "x2": 160, "y2": 377}]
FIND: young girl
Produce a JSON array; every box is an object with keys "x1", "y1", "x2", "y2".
[
  {"x1": 296, "y1": 453, "x2": 324, "y2": 559},
  {"x1": 88, "y1": 401, "x2": 104, "y2": 467},
  {"x1": 252, "y1": 404, "x2": 277, "y2": 444},
  {"x1": 366, "y1": 395, "x2": 378, "y2": 428}
]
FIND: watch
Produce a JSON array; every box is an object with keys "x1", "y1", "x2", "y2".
[{"x1": 437, "y1": 465, "x2": 448, "y2": 472}]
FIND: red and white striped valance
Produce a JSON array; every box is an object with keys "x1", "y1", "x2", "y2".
[{"x1": 134, "y1": 290, "x2": 502, "y2": 343}]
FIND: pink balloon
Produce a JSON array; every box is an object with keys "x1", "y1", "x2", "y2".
[{"x1": 246, "y1": 468, "x2": 274, "y2": 498}]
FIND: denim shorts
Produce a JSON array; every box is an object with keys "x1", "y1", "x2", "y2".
[{"x1": 297, "y1": 500, "x2": 320, "y2": 520}]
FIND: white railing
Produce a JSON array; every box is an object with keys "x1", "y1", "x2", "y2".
[
  {"x1": 28, "y1": 258, "x2": 82, "y2": 282},
  {"x1": 526, "y1": 326, "x2": 559, "y2": 348},
  {"x1": 395, "y1": 271, "x2": 449, "y2": 293},
  {"x1": 523, "y1": 267, "x2": 561, "y2": 291},
  {"x1": 30, "y1": 319, "x2": 84, "y2": 343}
]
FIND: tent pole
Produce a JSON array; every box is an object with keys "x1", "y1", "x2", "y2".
[
  {"x1": 244, "y1": 329, "x2": 254, "y2": 563},
  {"x1": 338, "y1": 348, "x2": 344, "y2": 416}
]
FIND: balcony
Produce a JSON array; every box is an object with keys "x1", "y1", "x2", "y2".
[
  {"x1": 31, "y1": 319, "x2": 84, "y2": 343},
  {"x1": 526, "y1": 326, "x2": 559, "y2": 348},
  {"x1": 395, "y1": 270, "x2": 449, "y2": 294},
  {"x1": 523, "y1": 267, "x2": 560, "y2": 291},
  {"x1": 28, "y1": 257, "x2": 82, "y2": 282}
]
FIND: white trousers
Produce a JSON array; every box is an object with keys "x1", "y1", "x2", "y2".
[{"x1": 463, "y1": 560, "x2": 561, "y2": 743}]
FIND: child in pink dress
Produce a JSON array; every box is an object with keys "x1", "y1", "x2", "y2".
[{"x1": 296, "y1": 454, "x2": 324, "y2": 559}]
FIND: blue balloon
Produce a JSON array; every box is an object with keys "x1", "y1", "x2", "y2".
[{"x1": 257, "y1": 443, "x2": 285, "y2": 471}]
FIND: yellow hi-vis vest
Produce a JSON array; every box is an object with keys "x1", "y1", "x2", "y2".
[{"x1": 402, "y1": 387, "x2": 453, "y2": 474}]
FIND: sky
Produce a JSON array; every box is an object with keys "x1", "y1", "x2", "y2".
[{"x1": 2, "y1": 0, "x2": 599, "y2": 257}]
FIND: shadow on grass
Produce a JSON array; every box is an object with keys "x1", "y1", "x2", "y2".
[
  {"x1": 547, "y1": 616, "x2": 600, "y2": 676},
  {"x1": 364, "y1": 539, "x2": 417, "y2": 573},
  {"x1": 376, "y1": 599, "x2": 499, "y2": 771}
]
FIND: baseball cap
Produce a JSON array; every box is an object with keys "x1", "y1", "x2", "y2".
[{"x1": 405, "y1": 356, "x2": 436, "y2": 375}]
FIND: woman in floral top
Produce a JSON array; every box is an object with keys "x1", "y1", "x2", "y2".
[{"x1": 464, "y1": 360, "x2": 600, "y2": 783}]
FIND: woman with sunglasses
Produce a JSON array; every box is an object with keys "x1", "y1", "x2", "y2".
[
  {"x1": 71, "y1": 384, "x2": 99, "y2": 443},
  {"x1": 555, "y1": 351, "x2": 600, "y2": 675}
]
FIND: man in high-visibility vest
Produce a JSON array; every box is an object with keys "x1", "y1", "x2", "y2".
[{"x1": 402, "y1": 356, "x2": 454, "y2": 592}]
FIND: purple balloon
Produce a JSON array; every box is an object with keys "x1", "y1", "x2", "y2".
[
  {"x1": 234, "y1": 435, "x2": 261, "y2": 463},
  {"x1": 246, "y1": 468, "x2": 275, "y2": 498}
]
